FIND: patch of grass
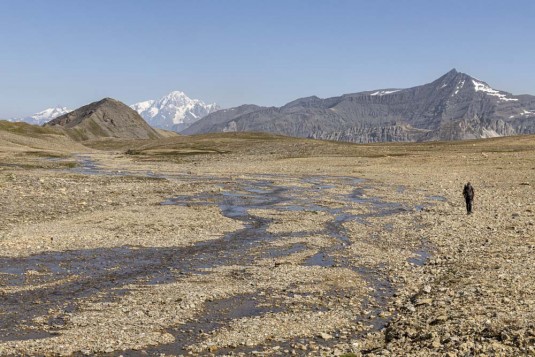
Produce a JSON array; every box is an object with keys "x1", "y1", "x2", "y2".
[
  {"x1": 147, "y1": 148, "x2": 229, "y2": 156},
  {"x1": 125, "y1": 149, "x2": 142, "y2": 155},
  {"x1": 25, "y1": 151, "x2": 69, "y2": 158},
  {"x1": 0, "y1": 162, "x2": 47, "y2": 170},
  {"x1": 62, "y1": 162, "x2": 78, "y2": 168},
  {"x1": 0, "y1": 120, "x2": 63, "y2": 137}
]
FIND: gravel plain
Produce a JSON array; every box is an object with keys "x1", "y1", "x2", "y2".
[{"x1": 0, "y1": 136, "x2": 534, "y2": 356}]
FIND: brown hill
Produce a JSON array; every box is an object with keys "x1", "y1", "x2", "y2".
[{"x1": 46, "y1": 98, "x2": 163, "y2": 141}]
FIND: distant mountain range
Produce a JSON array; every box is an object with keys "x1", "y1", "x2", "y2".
[
  {"x1": 7, "y1": 71, "x2": 535, "y2": 143},
  {"x1": 8, "y1": 91, "x2": 219, "y2": 132},
  {"x1": 130, "y1": 91, "x2": 219, "y2": 132},
  {"x1": 8, "y1": 106, "x2": 71, "y2": 125},
  {"x1": 184, "y1": 69, "x2": 535, "y2": 142}
]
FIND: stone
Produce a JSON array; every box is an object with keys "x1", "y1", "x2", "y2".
[
  {"x1": 404, "y1": 304, "x2": 416, "y2": 312},
  {"x1": 431, "y1": 338, "x2": 442, "y2": 348},
  {"x1": 415, "y1": 298, "x2": 432, "y2": 306},
  {"x1": 319, "y1": 333, "x2": 333, "y2": 340},
  {"x1": 430, "y1": 315, "x2": 448, "y2": 325}
]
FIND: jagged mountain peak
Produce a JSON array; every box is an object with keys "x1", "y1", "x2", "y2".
[
  {"x1": 36, "y1": 106, "x2": 71, "y2": 115},
  {"x1": 131, "y1": 91, "x2": 220, "y2": 132},
  {"x1": 430, "y1": 69, "x2": 514, "y2": 100},
  {"x1": 427, "y1": 69, "x2": 512, "y2": 100},
  {"x1": 8, "y1": 106, "x2": 72, "y2": 125},
  {"x1": 435, "y1": 68, "x2": 459, "y2": 81},
  {"x1": 432, "y1": 68, "x2": 470, "y2": 86},
  {"x1": 165, "y1": 90, "x2": 188, "y2": 98},
  {"x1": 157, "y1": 91, "x2": 198, "y2": 108}
]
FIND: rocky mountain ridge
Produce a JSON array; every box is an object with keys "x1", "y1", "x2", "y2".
[
  {"x1": 131, "y1": 91, "x2": 219, "y2": 132},
  {"x1": 184, "y1": 69, "x2": 535, "y2": 142}
]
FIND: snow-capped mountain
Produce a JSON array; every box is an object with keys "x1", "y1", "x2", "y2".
[
  {"x1": 9, "y1": 106, "x2": 71, "y2": 125},
  {"x1": 131, "y1": 91, "x2": 220, "y2": 132}
]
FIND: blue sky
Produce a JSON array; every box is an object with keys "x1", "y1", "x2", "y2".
[{"x1": 1, "y1": 0, "x2": 534, "y2": 117}]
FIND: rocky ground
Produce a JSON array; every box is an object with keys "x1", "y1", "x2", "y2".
[{"x1": 0, "y1": 136, "x2": 534, "y2": 356}]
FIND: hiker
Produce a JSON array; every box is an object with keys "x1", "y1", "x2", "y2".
[{"x1": 463, "y1": 182, "x2": 475, "y2": 214}]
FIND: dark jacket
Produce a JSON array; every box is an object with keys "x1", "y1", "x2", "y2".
[{"x1": 463, "y1": 183, "x2": 474, "y2": 201}]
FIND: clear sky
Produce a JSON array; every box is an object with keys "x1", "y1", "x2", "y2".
[{"x1": 1, "y1": 0, "x2": 534, "y2": 117}]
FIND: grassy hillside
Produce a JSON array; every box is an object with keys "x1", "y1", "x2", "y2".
[
  {"x1": 0, "y1": 120, "x2": 89, "y2": 166},
  {"x1": 0, "y1": 120, "x2": 62, "y2": 136}
]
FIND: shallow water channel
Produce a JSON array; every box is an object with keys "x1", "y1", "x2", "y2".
[
  {"x1": 0, "y1": 155, "x2": 435, "y2": 355},
  {"x1": 150, "y1": 175, "x2": 411, "y2": 355}
]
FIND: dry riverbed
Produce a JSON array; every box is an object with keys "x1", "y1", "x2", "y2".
[{"x1": 1, "y1": 136, "x2": 535, "y2": 356}]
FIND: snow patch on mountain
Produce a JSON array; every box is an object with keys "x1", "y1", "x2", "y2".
[
  {"x1": 509, "y1": 110, "x2": 535, "y2": 118},
  {"x1": 131, "y1": 91, "x2": 220, "y2": 132},
  {"x1": 453, "y1": 80, "x2": 465, "y2": 96},
  {"x1": 472, "y1": 80, "x2": 518, "y2": 102},
  {"x1": 370, "y1": 90, "x2": 400, "y2": 96}
]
